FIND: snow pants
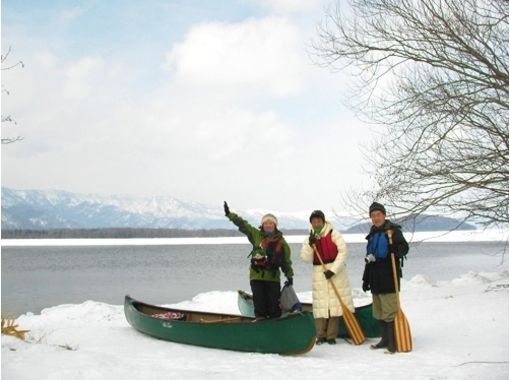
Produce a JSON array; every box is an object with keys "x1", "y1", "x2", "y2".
[{"x1": 250, "y1": 280, "x2": 281, "y2": 319}]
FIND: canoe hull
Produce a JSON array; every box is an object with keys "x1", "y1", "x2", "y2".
[
  {"x1": 124, "y1": 295, "x2": 316, "y2": 354},
  {"x1": 237, "y1": 290, "x2": 380, "y2": 338}
]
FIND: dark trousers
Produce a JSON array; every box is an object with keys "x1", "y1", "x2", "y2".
[{"x1": 250, "y1": 280, "x2": 281, "y2": 319}]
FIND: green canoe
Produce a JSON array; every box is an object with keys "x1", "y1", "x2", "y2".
[
  {"x1": 124, "y1": 295, "x2": 317, "y2": 355},
  {"x1": 237, "y1": 290, "x2": 380, "y2": 338}
]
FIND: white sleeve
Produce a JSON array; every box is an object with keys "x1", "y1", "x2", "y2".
[{"x1": 300, "y1": 238, "x2": 314, "y2": 263}]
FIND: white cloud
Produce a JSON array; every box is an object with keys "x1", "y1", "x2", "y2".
[
  {"x1": 1, "y1": 46, "x2": 299, "y2": 205},
  {"x1": 63, "y1": 56, "x2": 105, "y2": 98},
  {"x1": 164, "y1": 17, "x2": 305, "y2": 97},
  {"x1": 33, "y1": 51, "x2": 58, "y2": 68},
  {"x1": 55, "y1": 7, "x2": 84, "y2": 23},
  {"x1": 1, "y1": 7, "x2": 373, "y2": 211}
]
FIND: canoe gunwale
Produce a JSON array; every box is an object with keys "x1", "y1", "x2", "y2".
[{"x1": 126, "y1": 295, "x2": 256, "y2": 324}]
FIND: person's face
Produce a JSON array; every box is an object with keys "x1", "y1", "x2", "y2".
[
  {"x1": 262, "y1": 221, "x2": 276, "y2": 233},
  {"x1": 370, "y1": 211, "x2": 386, "y2": 228},
  {"x1": 311, "y1": 217, "x2": 324, "y2": 230}
]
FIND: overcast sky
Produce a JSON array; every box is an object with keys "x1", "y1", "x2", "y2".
[{"x1": 2, "y1": 0, "x2": 377, "y2": 213}]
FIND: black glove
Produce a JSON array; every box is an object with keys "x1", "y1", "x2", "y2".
[
  {"x1": 285, "y1": 278, "x2": 293, "y2": 286},
  {"x1": 223, "y1": 201, "x2": 230, "y2": 216},
  {"x1": 308, "y1": 231, "x2": 317, "y2": 246},
  {"x1": 362, "y1": 281, "x2": 370, "y2": 292},
  {"x1": 388, "y1": 243, "x2": 397, "y2": 254},
  {"x1": 324, "y1": 270, "x2": 335, "y2": 280}
]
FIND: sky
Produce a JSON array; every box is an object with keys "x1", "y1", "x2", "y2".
[{"x1": 1, "y1": 0, "x2": 377, "y2": 213}]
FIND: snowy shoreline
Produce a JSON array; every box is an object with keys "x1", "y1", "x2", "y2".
[
  {"x1": 2, "y1": 270, "x2": 508, "y2": 380},
  {"x1": 1, "y1": 229, "x2": 507, "y2": 246}
]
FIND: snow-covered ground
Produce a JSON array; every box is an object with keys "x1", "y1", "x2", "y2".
[
  {"x1": 2, "y1": 228, "x2": 507, "y2": 246},
  {"x1": 2, "y1": 270, "x2": 508, "y2": 380}
]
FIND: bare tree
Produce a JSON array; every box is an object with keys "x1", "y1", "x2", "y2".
[
  {"x1": 2, "y1": 46, "x2": 24, "y2": 144},
  {"x1": 313, "y1": 0, "x2": 508, "y2": 227}
]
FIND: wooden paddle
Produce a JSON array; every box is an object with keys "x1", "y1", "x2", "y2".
[
  {"x1": 312, "y1": 245, "x2": 365, "y2": 345},
  {"x1": 387, "y1": 229, "x2": 413, "y2": 352},
  {"x1": 200, "y1": 316, "x2": 242, "y2": 324}
]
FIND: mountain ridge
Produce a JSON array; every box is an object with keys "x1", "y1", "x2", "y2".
[
  {"x1": 1, "y1": 187, "x2": 476, "y2": 233},
  {"x1": 1, "y1": 187, "x2": 359, "y2": 230}
]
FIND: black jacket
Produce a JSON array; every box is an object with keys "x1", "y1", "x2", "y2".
[{"x1": 362, "y1": 220, "x2": 409, "y2": 294}]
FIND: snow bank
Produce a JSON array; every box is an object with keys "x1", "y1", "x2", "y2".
[
  {"x1": 2, "y1": 271, "x2": 508, "y2": 380},
  {"x1": 2, "y1": 228, "x2": 507, "y2": 246}
]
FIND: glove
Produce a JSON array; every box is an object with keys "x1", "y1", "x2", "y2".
[
  {"x1": 324, "y1": 270, "x2": 335, "y2": 280},
  {"x1": 308, "y1": 231, "x2": 317, "y2": 246},
  {"x1": 223, "y1": 201, "x2": 230, "y2": 216},
  {"x1": 285, "y1": 278, "x2": 293, "y2": 286},
  {"x1": 362, "y1": 281, "x2": 370, "y2": 292},
  {"x1": 388, "y1": 243, "x2": 397, "y2": 254},
  {"x1": 365, "y1": 254, "x2": 376, "y2": 264}
]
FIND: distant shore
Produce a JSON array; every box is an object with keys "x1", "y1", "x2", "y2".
[
  {"x1": 1, "y1": 228, "x2": 304, "y2": 240},
  {"x1": 1, "y1": 229, "x2": 507, "y2": 246}
]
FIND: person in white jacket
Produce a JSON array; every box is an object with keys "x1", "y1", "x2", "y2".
[{"x1": 300, "y1": 210, "x2": 355, "y2": 345}]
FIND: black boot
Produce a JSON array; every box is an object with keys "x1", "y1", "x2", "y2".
[
  {"x1": 316, "y1": 337, "x2": 327, "y2": 345},
  {"x1": 385, "y1": 320, "x2": 396, "y2": 354},
  {"x1": 370, "y1": 320, "x2": 388, "y2": 349}
]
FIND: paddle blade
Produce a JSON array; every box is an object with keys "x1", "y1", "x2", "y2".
[
  {"x1": 342, "y1": 305, "x2": 366, "y2": 345},
  {"x1": 394, "y1": 310, "x2": 412, "y2": 352}
]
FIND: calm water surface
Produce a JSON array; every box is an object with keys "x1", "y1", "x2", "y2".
[{"x1": 2, "y1": 241, "x2": 507, "y2": 316}]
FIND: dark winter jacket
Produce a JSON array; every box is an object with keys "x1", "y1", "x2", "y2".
[
  {"x1": 362, "y1": 220, "x2": 409, "y2": 294},
  {"x1": 227, "y1": 212, "x2": 293, "y2": 283}
]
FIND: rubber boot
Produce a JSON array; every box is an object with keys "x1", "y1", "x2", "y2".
[
  {"x1": 370, "y1": 320, "x2": 388, "y2": 349},
  {"x1": 316, "y1": 337, "x2": 327, "y2": 345},
  {"x1": 385, "y1": 320, "x2": 396, "y2": 354}
]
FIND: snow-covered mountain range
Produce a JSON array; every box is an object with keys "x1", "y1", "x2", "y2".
[
  {"x1": 1, "y1": 187, "x2": 477, "y2": 232},
  {"x1": 1, "y1": 187, "x2": 360, "y2": 230}
]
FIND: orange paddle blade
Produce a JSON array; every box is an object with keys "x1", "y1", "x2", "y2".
[
  {"x1": 341, "y1": 304, "x2": 366, "y2": 345},
  {"x1": 394, "y1": 310, "x2": 412, "y2": 352}
]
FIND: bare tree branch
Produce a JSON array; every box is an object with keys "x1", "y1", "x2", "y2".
[
  {"x1": 2, "y1": 46, "x2": 24, "y2": 145},
  {"x1": 313, "y1": 0, "x2": 508, "y2": 227}
]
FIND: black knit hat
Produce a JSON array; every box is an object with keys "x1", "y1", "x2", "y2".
[
  {"x1": 369, "y1": 202, "x2": 386, "y2": 215},
  {"x1": 309, "y1": 210, "x2": 325, "y2": 223}
]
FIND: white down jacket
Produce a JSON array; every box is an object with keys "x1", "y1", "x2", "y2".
[{"x1": 300, "y1": 222, "x2": 354, "y2": 319}]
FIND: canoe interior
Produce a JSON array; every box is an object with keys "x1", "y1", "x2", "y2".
[{"x1": 130, "y1": 297, "x2": 254, "y2": 324}]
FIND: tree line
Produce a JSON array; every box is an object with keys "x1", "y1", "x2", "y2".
[{"x1": 1, "y1": 228, "x2": 309, "y2": 239}]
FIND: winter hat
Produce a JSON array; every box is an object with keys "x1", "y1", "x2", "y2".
[
  {"x1": 260, "y1": 213, "x2": 278, "y2": 226},
  {"x1": 369, "y1": 202, "x2": 386, "y2": 215},
  {"x1": 309, "y1": 210, "x2": 325, "y2": 223}
]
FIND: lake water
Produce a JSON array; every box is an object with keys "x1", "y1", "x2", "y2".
[{"x1": 2, "y1": 241, "x2": 508, "y2": 316}]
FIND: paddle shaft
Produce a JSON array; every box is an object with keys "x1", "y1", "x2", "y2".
[
  {"x1": 387, "y1": 229, "x2": 413, "y2": 352},
  {"x1": 387, "y1": 231, "x2": 401, "y2": 309},
  {"x1": 312, "y1": 245, "x2": 347, "y2": 307}
]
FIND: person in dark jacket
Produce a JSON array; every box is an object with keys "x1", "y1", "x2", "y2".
[
  {"x1": 224, "y1": 201, "x2": 294, "y2": 319},
  {"x1": 362, "y1": 202, "x2": 409, "y2": 353}
]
